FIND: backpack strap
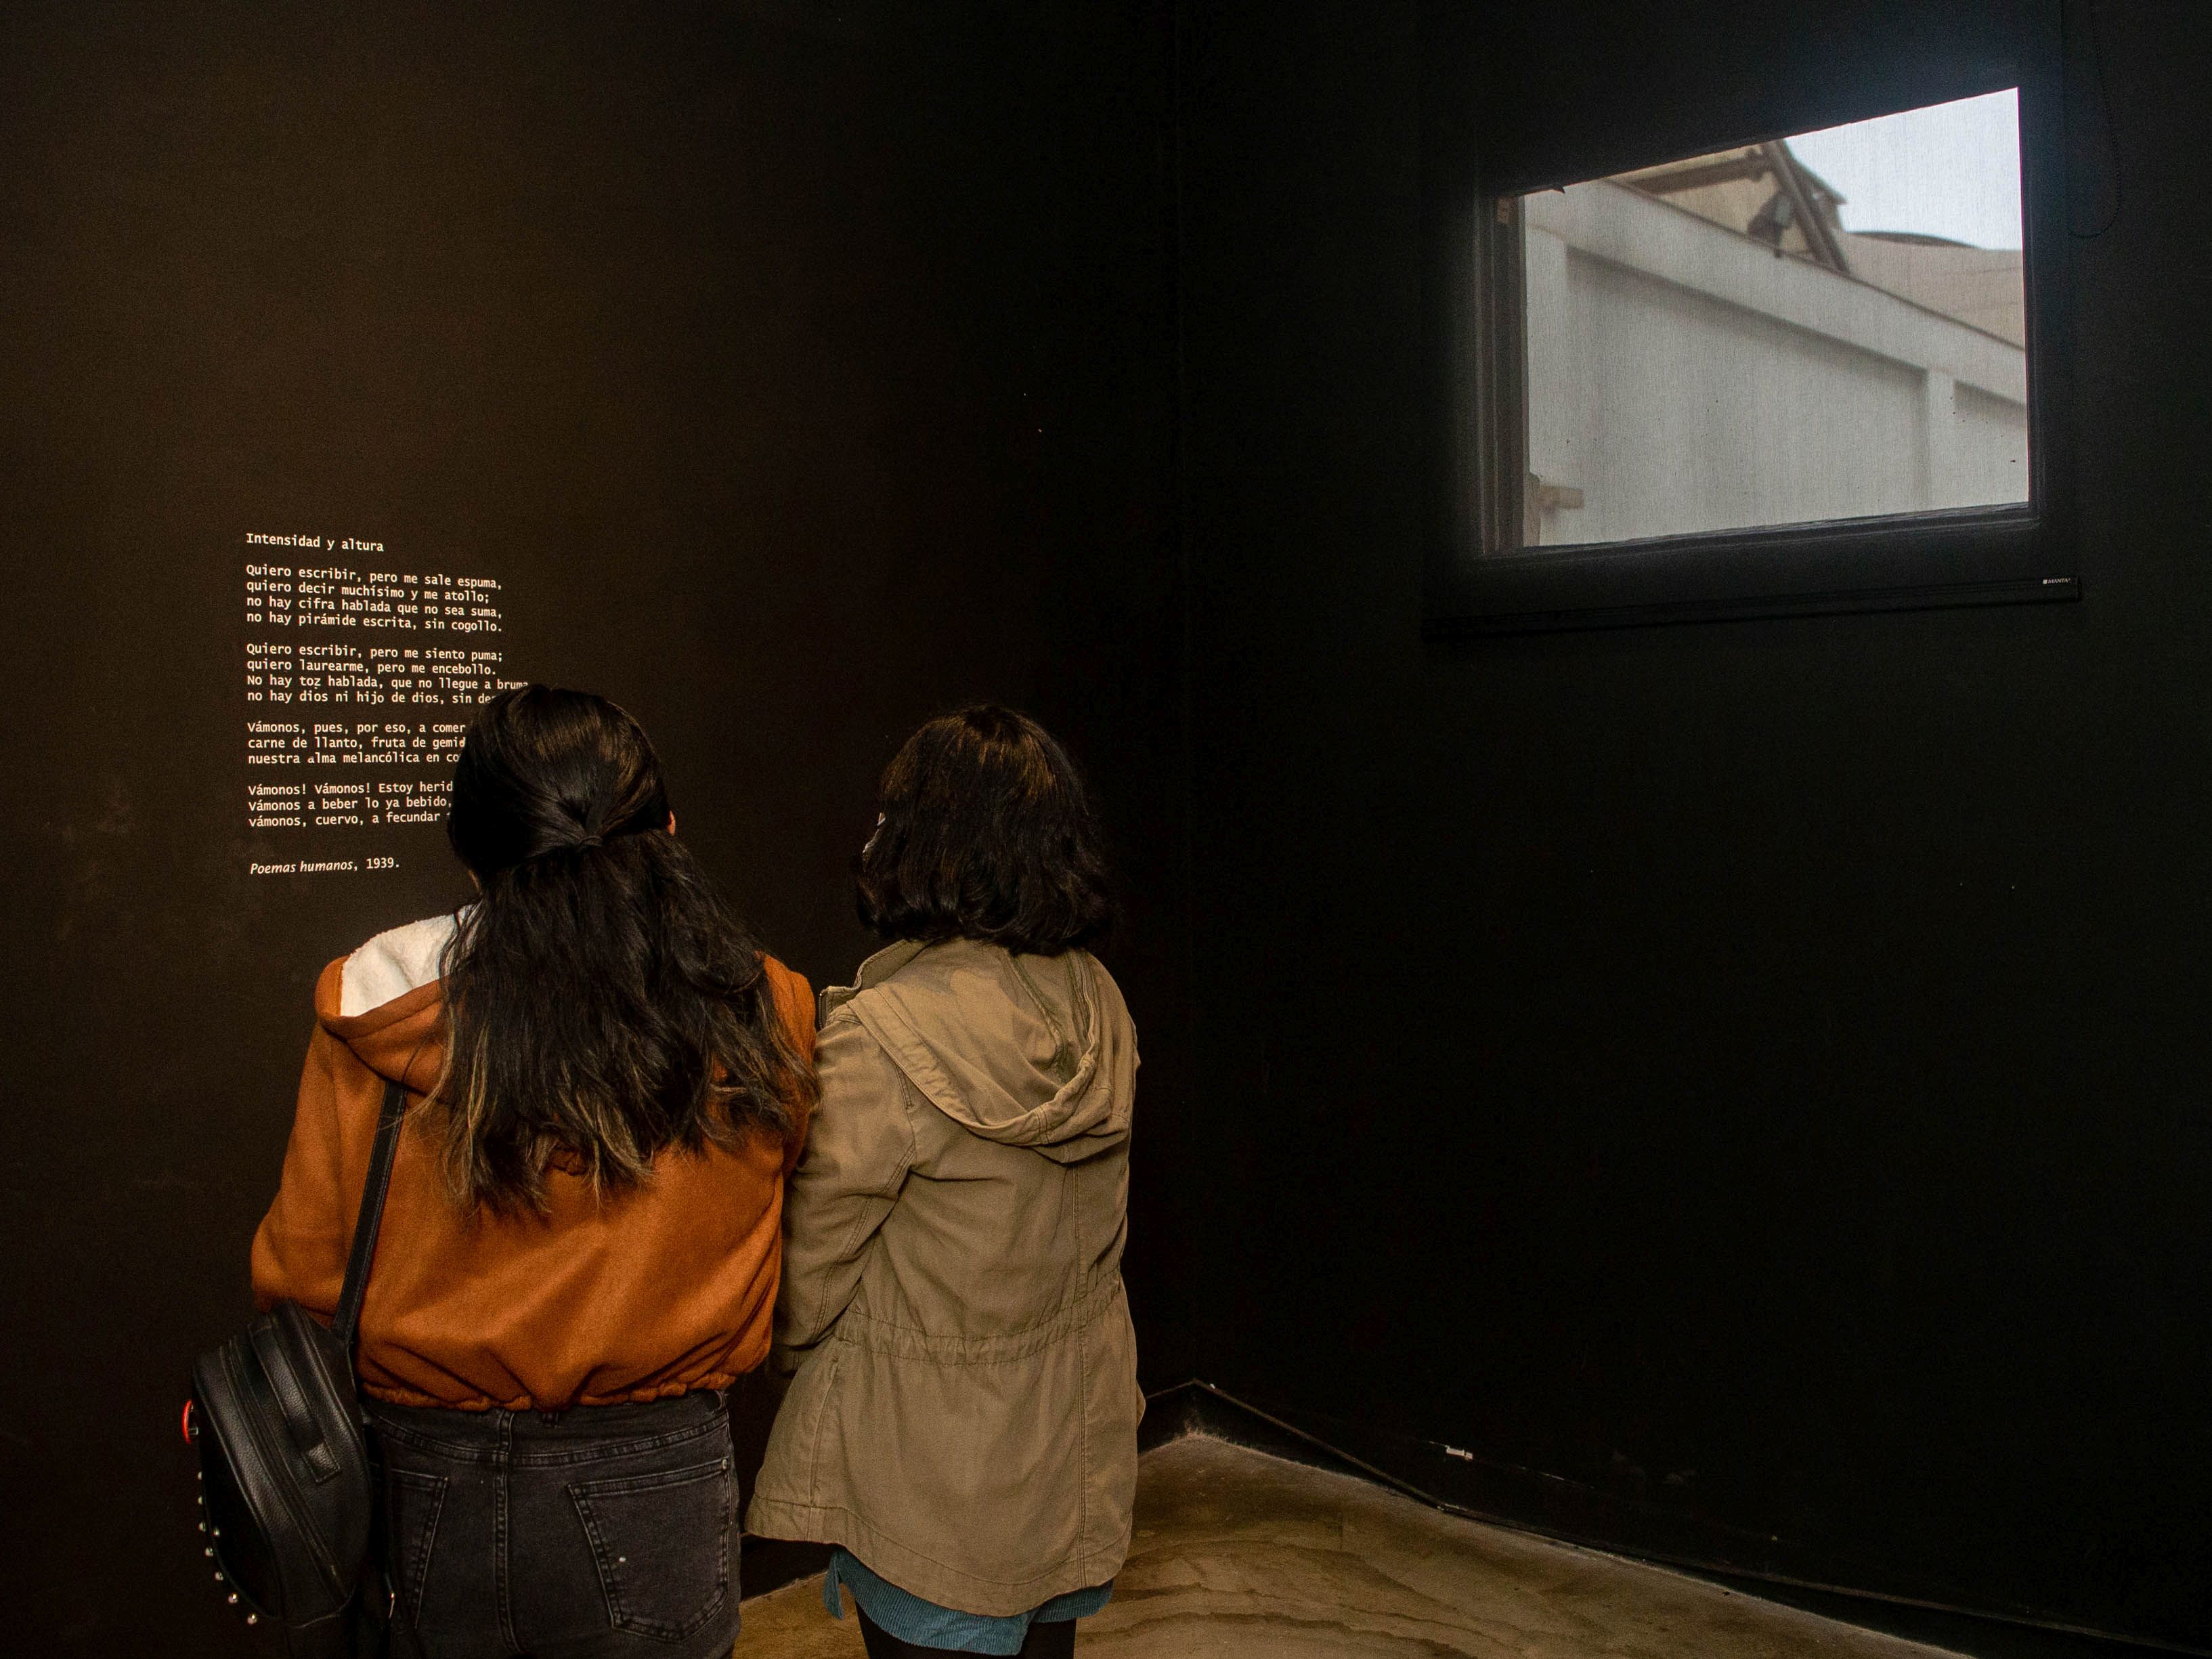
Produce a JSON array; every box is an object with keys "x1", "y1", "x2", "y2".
[{"x1": 333, "y1": 1080, "x2": 407, "y2": 1354}]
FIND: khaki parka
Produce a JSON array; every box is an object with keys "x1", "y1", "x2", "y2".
[{"x1": 745, "y1": 937, "x2": 1142, "y2": 1616}]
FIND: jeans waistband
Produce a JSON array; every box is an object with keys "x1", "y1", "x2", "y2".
[{"x1": 368, "y1": 1388, "x2": 727, "y2": 1462}]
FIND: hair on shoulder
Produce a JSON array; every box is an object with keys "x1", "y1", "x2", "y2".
[
  {"x1": 856, "y1": 705, "x2": 1112, "y2": 957},
  {"x1": 437, "y1": 685, "x2": 817, "y2": 1214}
]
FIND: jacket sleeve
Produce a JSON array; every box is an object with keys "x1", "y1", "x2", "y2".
[
  {"x1": 772, "y1": 1006, "x2": 916, "y2": 1369},
  {"x1": 248, "y1": 1025, "x2": 354, "y2": 1318},
  {"x1": 764, "y1": 959, "x2": 819, "y2": 1173}
]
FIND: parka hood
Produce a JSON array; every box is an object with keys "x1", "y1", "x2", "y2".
[
  {"x1": 313, "y1": 913, "x2": 458, "y2": 1096},
  {"x1": 829, "y1": 938, "x2": 1137, "y2": 1164}
]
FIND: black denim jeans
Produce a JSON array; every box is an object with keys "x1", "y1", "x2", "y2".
[{"x1": 366, "y1": 1391, "x2": 739, "y2": 1659}]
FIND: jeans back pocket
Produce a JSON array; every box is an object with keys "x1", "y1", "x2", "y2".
[
  {"x1": 567, "y1": 1456, "x2": 733, "y2": 1643},
  {"x1": 382, "y1": 1467, "x2": 449, "y2": 1629}
]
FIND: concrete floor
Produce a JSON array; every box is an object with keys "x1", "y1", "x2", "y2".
[{"x1": 733, "y1": 1434, "x2": 1968, "y2": 1658}]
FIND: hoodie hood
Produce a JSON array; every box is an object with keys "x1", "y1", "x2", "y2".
[
  {"x1": 831, "y1": 938, "x2": 1137, "y2": 1164},
  {"x1": 313, "y1": 913, "x2": 458, "y2": 1095}
]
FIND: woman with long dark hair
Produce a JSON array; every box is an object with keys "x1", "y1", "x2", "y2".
[
  {"x1": 749, "y1": 706, "x2": 1141, "y2": 1658},
  {"x1": 252, "y1": 685, "x2": 817, "y2": 1659}
]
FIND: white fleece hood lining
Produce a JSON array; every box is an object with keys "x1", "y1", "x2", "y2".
[{"x1": 339, "y1": 911, "x2": 462, "y2": 1016}]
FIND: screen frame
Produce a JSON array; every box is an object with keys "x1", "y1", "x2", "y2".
[{"x1": 1418, "y1": 1, "x2": 2078, "y2": 637}]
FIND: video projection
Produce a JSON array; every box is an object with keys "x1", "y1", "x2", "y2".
[{"x1": 239, "y1": 537, "x2": 517, "y2": 877}]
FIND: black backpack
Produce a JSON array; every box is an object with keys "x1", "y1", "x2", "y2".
[{"x1": 187, "y1": 1081, "x2": 406, "y2": 1656}]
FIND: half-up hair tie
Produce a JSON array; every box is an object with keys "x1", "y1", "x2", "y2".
[{"x1": 516, "y1": 828, "x2": 605, "y2": 864}]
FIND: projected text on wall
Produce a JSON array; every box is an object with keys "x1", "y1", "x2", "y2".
[{"x1": 240, "y1": 534, "x2": 521, "y2": 876}]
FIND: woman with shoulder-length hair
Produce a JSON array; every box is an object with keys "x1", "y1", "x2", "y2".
[
  {"x1": 251, "y1": 685, "x2": 819, "y2": 1659},
  {"x1": 748, "y1": 705, "x2": 1141, "y2": 1659}
]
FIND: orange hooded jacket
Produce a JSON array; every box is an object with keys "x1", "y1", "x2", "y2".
[{"x1": 250, "y1": 916, "x2": 815, "y2": 1410}]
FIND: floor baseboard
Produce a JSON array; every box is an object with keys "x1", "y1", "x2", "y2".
[{"x1": 1152, "y1": 1379, "x2": 2193, "y2": 1659}]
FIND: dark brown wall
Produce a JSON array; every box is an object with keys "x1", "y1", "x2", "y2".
[
  {"x1": 0, "y1": 4, "x2": 1186, "y2": 1651},
  {"x1": 1174, "y1": 0, "x2": 2211, "y2": 1647}
]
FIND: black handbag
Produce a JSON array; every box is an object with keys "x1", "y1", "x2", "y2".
[{"x1": 186, "y1": 1079, "x2": 406, "y2": 1656}]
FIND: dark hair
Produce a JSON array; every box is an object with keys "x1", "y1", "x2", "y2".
[
  {"x1": 855, "y1": 706, "x2": 1112, "y2": 956},
  {"x1": 437, "y1": 685, "x2": 816, "y2": 1213}
]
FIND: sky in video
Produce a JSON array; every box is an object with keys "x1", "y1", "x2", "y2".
[{"x1": 1788, "y1": 89, "x2": 2022, "y2": 250}]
